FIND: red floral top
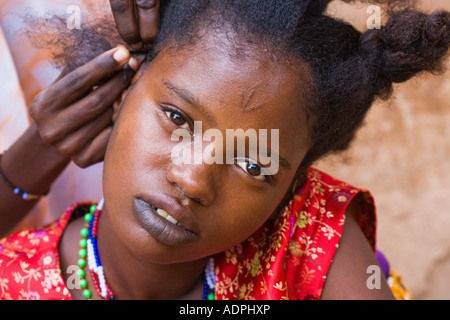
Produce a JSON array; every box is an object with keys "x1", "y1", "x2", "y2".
[
  {"x1": 214, "y1": 167, "x2": 376, "y2": 299},
  {"x1": 0, "y1": 167, "x2": 376, "y2": 300}
]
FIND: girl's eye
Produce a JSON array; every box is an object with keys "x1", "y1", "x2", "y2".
[
  {"x1": 236, "y1": 159, "x2": 266, "y2": 182},
  {"x1": 164, "y1": 110, "x2": 189, "y2": 129}
]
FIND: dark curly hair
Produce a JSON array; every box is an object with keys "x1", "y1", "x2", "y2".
[
  {"x1": 25, "y1": 0, "x2": 450, "y2": 179},
  {"x1": 153, "y1": 0, "x2": 450, "y2": 178}
]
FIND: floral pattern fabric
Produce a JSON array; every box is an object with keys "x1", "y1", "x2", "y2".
[
  {"x1": 0, "y1": 168, "x2": 376, "y2": 300},
  {"x1": 0, "y1": 203, "x2": 91, "y2": 300},
  {"x1": 213, "y1": 167, "x2": 376, "y2": 300}
]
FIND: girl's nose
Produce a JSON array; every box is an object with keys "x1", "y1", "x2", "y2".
[{"x1": 166, "y1": 161, "x2": 216, "y2": 207}]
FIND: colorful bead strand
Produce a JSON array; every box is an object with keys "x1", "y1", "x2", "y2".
[
  {"x1": 86, "y1": 199, "x2": 115, "y2": 300},
  {"x1": 203, "y1": 257, "x2": 215, "y2": 300},
  {"x1": 77, "y1": 199, "x2": 215, "y2": 300},
  {"x1": 76, "y1": 201, "x2": 115, "y2": 300},
  {"x1": 76, "y1": 205, "x2": 95, "y2": 299}
]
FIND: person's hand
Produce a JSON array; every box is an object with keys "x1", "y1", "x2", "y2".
[
  {"x1": 109, "y1": 0, "x2": 161, "y2": 49},
  {"x1": 30, "y1": 46, "x2": 140, "y2": 168}
]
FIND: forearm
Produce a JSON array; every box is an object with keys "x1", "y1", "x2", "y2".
[
  {"x1": 0, "y1": 46, "x2": 137, "y2": 237},
  {"x1": 0, "y1": 122, "x2": 70, "y2": 237}
]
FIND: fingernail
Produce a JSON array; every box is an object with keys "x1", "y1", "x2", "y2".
[
  {"x1": 128, "y1": 57, "x2": 140, "y2": 71},
  {"x1": 113, "y1": 46, "x2": 130, "y2": 63}
]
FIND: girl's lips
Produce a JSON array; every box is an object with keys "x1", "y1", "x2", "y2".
[{"x1": 132, "y1": 198, "x2": 199, "y2": 246}]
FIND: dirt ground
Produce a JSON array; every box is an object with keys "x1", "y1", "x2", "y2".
[{"x1": 319, "y1": 0, "x2": 450, "y2": 299}]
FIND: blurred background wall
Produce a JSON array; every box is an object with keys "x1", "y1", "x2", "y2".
[{"x1": 319, "y1": 0, "x2": 450, "y2": 299}]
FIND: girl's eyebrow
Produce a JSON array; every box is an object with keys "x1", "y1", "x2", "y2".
[
  {"x1": 163, "y1": 80, "x2": 217, "y2": 125},
  {"x1": 162, "y1": 81, "x2": 292, "y2": 173}
]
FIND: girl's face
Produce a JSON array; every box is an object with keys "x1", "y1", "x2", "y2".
[{"x1": 103, "y1": 39, "x2": 310, "y2": 264}]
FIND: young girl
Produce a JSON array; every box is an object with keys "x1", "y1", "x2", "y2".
[{"x1": 1, "y1": 0, "x2": 449, "y2": 300}]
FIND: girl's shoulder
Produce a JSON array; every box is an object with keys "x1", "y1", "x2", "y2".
[
  {"x1": 0, "y1": 201, "x2": 94, "y2": 300},
  {"x1": 298, "y1": 167, "x2": 376, "y2": 249},
  {"x1": 214, "y1": 167, "x2": 376, "y2": 300}
]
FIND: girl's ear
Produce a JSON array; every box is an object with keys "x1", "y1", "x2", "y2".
[
  {"x1": 131, "y1": 54, "x2": 150, "y2": 85},
  {"x1": 112, "y1": 54, "x2": 149, "y2": 122}
]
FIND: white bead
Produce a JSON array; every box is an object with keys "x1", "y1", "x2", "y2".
[
  {"x1": 97, "y1": 198, "x2": 105, "y2": 211},
  {"x1": 96, "y1": 266, "x2": 108, "y2": 298},
  {"x1": 205, "y1": 257, "x2": 215, "y2": 290},
  {"x1": 87, "y1": 240, "x2": 97, "y2": 269}
]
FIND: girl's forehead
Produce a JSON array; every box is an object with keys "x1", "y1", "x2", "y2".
[
  {"x1": 135, "y1": 43, "x2": 311, "y2": 167},
  {"x1": 153, "y1": 45, "x2": 309, "y2": 126}
]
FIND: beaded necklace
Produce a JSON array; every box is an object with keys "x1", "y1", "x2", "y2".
[{"x1": 76, "y1": 200, "x2": 215, "y2": 300}]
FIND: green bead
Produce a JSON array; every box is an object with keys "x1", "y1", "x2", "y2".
[
  {"x1": 77, "y1": 258, "x2": 86, "y2": 268},
  {"x1": 79, "y1": 279, "x2": 87, "y2": 288},
  {"x1": 77, "y1": 269, "x2": 85, "y2": 278},
  {"x1": 79, "y1": 248, "x2": 87, "y2": 258},
  {"x1": 80, "y1": 228, "x2": 88, "y2": 237},
  {"x1": 89, "y1": 205, "x2": 97, "y2": 213},
  {"x1": 79, "y1": 238, "x2": 87, "y2": 248},
  {"x1": 84, "y1": 213, "x2": 92, "y2": 222},
  {"x1": 207, "y1": 292, "x2": 215, "y2": 300},
  {"x1": 83, "y1": 289, "x2": 92, "y2": 299}
]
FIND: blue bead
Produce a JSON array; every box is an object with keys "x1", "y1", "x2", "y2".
[
  {"x1": 90, "y1": 238, "x2": 101, "y2": 266},
  {"x1": 202, "y1": 275, "x2": 212, "y2": 300},
  {"x1": 14, "y1": 188, "x2": 20, "y2": 194},
  {"x1": 22, "y1": 193, "x2": 28, "y2": 199}
]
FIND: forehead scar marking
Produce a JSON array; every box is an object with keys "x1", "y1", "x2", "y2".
[{"x1": 241, "y1": 89, "x2": 263, "y2": 112}]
